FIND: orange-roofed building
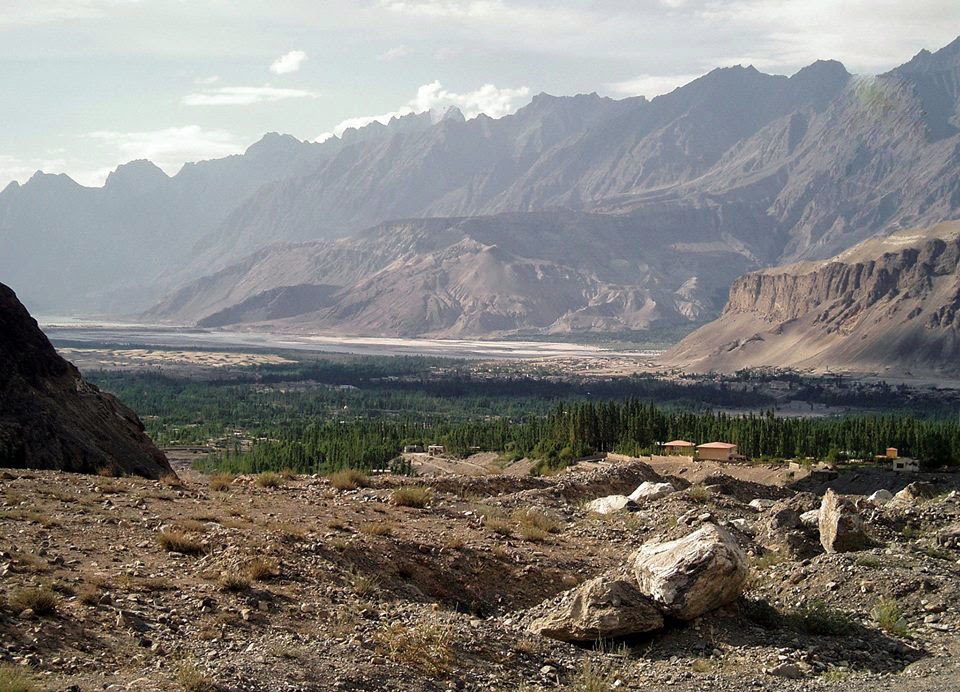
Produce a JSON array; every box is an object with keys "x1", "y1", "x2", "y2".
[
  {"x1": 697, "y1": 442, "x2": 739, "y2": 461},
  {"x1": 662, "y1": 440, "x2": 696, "y2": 456}
]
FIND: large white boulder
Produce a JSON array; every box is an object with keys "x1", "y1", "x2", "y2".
[
  {"x1": 632, "y1": 523, "x2": 748, "y2": 620},
  {"x1": 584, "y1": 495, "x2": 636, "y2": 514},
  {"x1": 819, "y1": 489, "x2": 868, "y2": 553},
  {"x1": 868, "y1": 489, "x2": 893, "y2": 505},
  {"x1": 628, "y1": 481, "x2": 675, "y2": 502},
  {"x1": 527, "y1": 574, "x2": 664, "y2": 642}
]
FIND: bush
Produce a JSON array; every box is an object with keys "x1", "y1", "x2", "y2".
[
  {"x1": 329, "y1": 469, "x2": 369, "y2": 490},
  {"x1": 255, "y1": 472, "x2": 283, "y2": 488},
  {"x1": 872, "y1": 598, "x2": 909, "y2": 636},
  {"x1": 519, "y1": 525, "x2": 549, "y2": 542},
  {"x1": 157, "y1": 530, "x2": 205, "y2": 556},
  {"x1": 209, "y1": 473, "x2": 235, "y2": 491},
  {"x1": 376, "y1": 623, "x2": 452, "y2": 676},
  {"x1": 245, "y1": 557, "x2": 278, "y2": 582},
  {"x1": 7, "y1": 586, "x2": 58, "y2": 616},
  {"x1": 391, "y1": 486, "x2": 433, "y2": 508},
  {"x1": 0, "y1": 664, "x2": 39, "y2": 692},
  {"x1": 687, "y1": 484, "x2": 712, "y2": 503},
  {"x1": 176, "y1": 661, "x2": 216, "y2": 692},
  {"x1": 570, "y1": 659, "x2": 616, "y2": 692},
  {"x1": 512, "y1": 507, "x2": 564, "y2": 534},
  {"x1": 219, "y1": 572, "x2": 250, "y2": 593},
  {"x1": 487, "y1": 519, "x2": 513, "y2": 536},
  {"x1": 786, "y1": 600, "x2": 854, "y2": 636},
  {"x1": 360, "y1": 521, "x2": 393, "y2": 537}
]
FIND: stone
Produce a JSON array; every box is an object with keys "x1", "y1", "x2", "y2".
[
  {"x1": 767, "y1": 662, "x2": 803, "y2": 679},
  {"x1": 627, "y1": 482, "x2": 675, "y2": 503},
  {"x1": 749, "y1": 499, "x2": 776, "y2": 512},
  {"x1": 633, "y1": 523, "x2": 748, "y2": 620},
  {"x1": 818, "y1": 489, "x2": 868, "y2": 553},
  {"x1": 936, "y1": 523, "x2": 960, "y2": 549},
  {"x1": 584, "y1": 495, "x2": 636, "y2": 515},
  {"x1": 527, "y1": 574, "x2": 664, "y2": 642},
  {"x1": 894, "y1": 482, "x2": 937, "y2": 502},
  {"x1": 799, "y1": 510, "x2": 820, "y2": 528},
  {"x1": 868, "y1": 489, "x2": 893, "y2": 505}
]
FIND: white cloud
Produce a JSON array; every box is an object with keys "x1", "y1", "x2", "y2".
[
  {"x1": 604, "y1": 73, "x2": 701, "y2": 98},
  {"x1": 85, "y1": 126, "x2": 244, "y2": 175},
  {"x1": 377, "y1": 45, "x2": 410, "y2": 61},
  {"x1": 182, "y1": 86, "x2": 316, "y2": 106},
  {"x1": 269, "y1": 50, "x2": 307, "y2": 75},
  {"x1": 194, "y1": 75, "x2": 220, "y2": 85},
  {"x1": 314, "y1": 80, "x2": 530, "y2": 141}
]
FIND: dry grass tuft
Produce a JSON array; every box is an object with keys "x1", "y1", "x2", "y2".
[
  {"x1": 360, "y1": 521, "x2": 394, "y2": 537},
  {"x1": 391, "y1": 486, "x2": 433, "y2": 508},
  {"x1": 519, "y1": 525, "x2": 549, "y2": 542},
  {"x1": 160, "y1": 472, "x2": 185, "y2": 488},
  {"x1": 245, "y1": 557, "x2": 278, "y2": 582},
  {"x1": 176, "y1": 660, "x2": 216, "y2": 692},
  {"x1": 157, "y1": 530, "x2": 205, "y2": 556},
  {"x1": 487, "y1": 519, "x2": 513, "y2": 536},
  {"x1": 328, "y1": 469, "x2": 369, "y2": 490},
  {"x1": 255, "y1": 472, "x2": 283, "y2": 488},
  {"x1": 209, "y1": 473, "x2": 235, "y2": 492},
  {"x1": 376, "y1": 623, "x2": 453, "y2": 676},
  {"x1": 219, "y1": 572, "x2": 250, "y2": 593},
  {"x1": 512, "y1": 507, "x2": 564, "y2": 534},
  {"x1": 7, "y1": 586, "x2": 58, "y2": 616},
  {"x1": 0, "y1": 664, "x2": 40, "y2": 692}
]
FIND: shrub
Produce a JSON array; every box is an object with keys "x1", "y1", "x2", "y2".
[
  {"x1": 512, "y1": 507, "x2": 564, "y2": 534},
  {"x1": 871, "y1": 598, "x2": 909, "y2": 636},
  {"x1": 160, "y1": 472, "x2": 185, "y2": 488},
  {"x1": 219, "y1": 572, "x2": 250, "y2": 593},
  {"x1": 360, "y1": 521, "x2": 393, "y2": 537},
  {"x1": 376, "y1": 622, "x2": 452, "y2": 676},
  {"x1": 0, "y1": 664, "x2": 39, "y2": 692},
  {"x1": 687, "y1": 484, "x2": 711, "y2": 503},
  {"x1": 570, "y1": 659, "x2": 615, "y2": 692},
  {"x1": 245, "y1": 557, "x2": 278, "y2": 582},
  {"x1": 209, "y1": 473, "x2": 234, "y2": 491},
  {"x1": 329, "y1": 469, "x2": 369, "y2": 490},
  {"x1": 157, "y1": 530, "x2": 205, "y2": 556},
  {"x1": 487, "y1": 518, "x2": 513, "y2": 536},
  {"x1": 176, "y1": 661, "x2": 215, "y2": 692},
  {"x1": 391, "y1": 486, "x2": 433, "y2": 508},
  {"x1": 348, "y1": 569, "x2": 380, "y2": 597},
  {"x1": 519, "y1": 525, "x2": 549, "y2": 542},
  {"x1": 786, "y1": 600, "x2": 854, "y2": 636},
  {"x1": 7, "y1": 586, "x2": 58, "y2": 616},
  {"x1": 256, "y1": 472, "x2": 283, "y2": 489},
  {"x1": 278, "y1": 468, "x2": 298, "y2": 480}
]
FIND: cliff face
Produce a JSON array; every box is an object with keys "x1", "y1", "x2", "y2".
[
  {"x1": 664, "y1": 222, "x2": 960, "y2": 376},
  {"x1": 0, "y1": 282, "x2": 172, "y2": 478}
]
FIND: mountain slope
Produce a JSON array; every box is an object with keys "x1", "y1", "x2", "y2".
[
  {"x1": 0, "y1": 282, "x2": 172, "y2": 478},
  {"x1": 663, "y1": 221, "x2": 960, "y2": 376},
  {"x1": 148, "y1": 209, "x2": 762, "y2": 337}
]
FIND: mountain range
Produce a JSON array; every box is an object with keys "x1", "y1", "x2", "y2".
[{"x1": 3, "y1": 38, "x2": 960, "y2": 350}]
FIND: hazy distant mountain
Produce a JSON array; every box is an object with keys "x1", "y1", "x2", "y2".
[
  {"x1": 663, "y1": 221, "x2": 960, "y2": 376},
  {"x1": 147, "y1": 209, "x2": 761, "y2": 336},
  {"x1": 5, "y1": 37, "x2": 960, "y2": 335}
]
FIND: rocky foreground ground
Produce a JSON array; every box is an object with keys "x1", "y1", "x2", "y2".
[{"x1": 2, "y1": 459, "x2": 960, "y2": 691}]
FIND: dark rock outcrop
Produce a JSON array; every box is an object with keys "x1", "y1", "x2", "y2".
[{"x1": 0, "y1": 283, "x2": 172, "y2": 478}]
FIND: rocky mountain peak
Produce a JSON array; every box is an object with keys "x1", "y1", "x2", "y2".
[{"x1": 103, "y1": 159, "x2": 169, "y2": 195}]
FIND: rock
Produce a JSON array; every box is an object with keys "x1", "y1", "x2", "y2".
[
  {"x1": 936, "y1": 523, "x2": 960, "y2": 549},
  {"x1": 584, "y1": 495, "x2": 636, "y2": 515},
  {"x1": 894, "y1": 482, "x2": 938, "y2": 502},
  {"x1": 799, "y1": 510, "x2": 820, "y2": 528},
  {"x1": 767, "y1": 662, "x2": 803, "y2": 679},
  {"x1": 868, "y1": 489, "x2": 893, "y2": 505},
  {"x1": 819, "y1": 489, "x2": 868, "y2": 553},
  {"x1": 527, "y1": 574, "x2": 664, "y2": 642},
  {"x1": 749, "y1": 499, "x2": 776, "y2": 512},
  {"x1": 633, "y1": 523, "x2": 748, "y2": 620},
  {"x1": 627, "y1": 482, "x2": 675, "y2": 502}
]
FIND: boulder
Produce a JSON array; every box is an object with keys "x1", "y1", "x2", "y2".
[
  {"x1": 584, "y1": 495, "x2": 636, "y2": 514},
  {"x1": 628, "y1": 481, "x2": 675, "y2": 502},
  {"x1": 527, "y1": 574, "x2": 664, "y2": 642},
  {"x1": 894, "y1": 482, "x2": 937, "y2": 502},
  {"x1": 818, "y1": 489, "x2": 868, "y2": 553},
  {"x1": 748, "y1": 499, "x2": 776, "y2": 512},
  {"x1": 868, "y1": 489, "x2": 893, "y2": 505},
  {"x1": 936, "y1": 523, "x2": 960, "y2": 549},
  {"x1": 633, "y1": 523, "x2": 748, "y2": 620},
  {"x1": 799, "y1": 510, "x2": 820, "y2": 528}
]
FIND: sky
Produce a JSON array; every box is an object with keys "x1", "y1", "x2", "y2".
[{"x1": 1, "y1": 0, "x2": 959, "y2": 188}]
